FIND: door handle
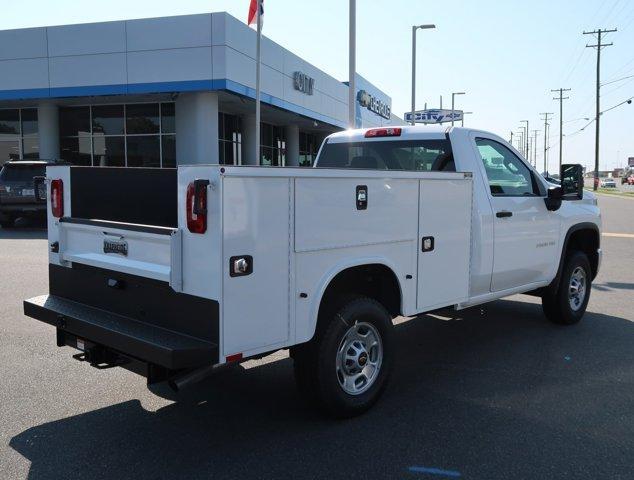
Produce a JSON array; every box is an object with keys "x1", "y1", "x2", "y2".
[{"x1": 496, "y1": 211, "x2": 513, "y2": 218}]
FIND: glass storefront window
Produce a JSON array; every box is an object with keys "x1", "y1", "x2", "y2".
[
  {"x1": 0, "y1": 110, "x2": 19, "y2": 136},
  {"x1": 21, "y1": 109, "x2": 38, "y2": 137},
  {"x1": 60, "y1": 137, "x2": 92, "y2": 166},
  {"x1": 93, "y1": 136, "x2": 125, "y2": 167},
  {"x1": 59, "y1": 103, "x2": 175, "y2": 168},
  {"x1": 161, "y1": 103, "x2": 175, "y2": 134},
  {"x1": 127, "y1": 136, "x2": 160, "y2": 168},
  {"x1": 299, "y1": 132, "x2": 319, "y2": 167},
  {"x1": 127, "y1": 104, "x2": 159, "y2": 134},
  {"x1": 218, "y1": 112, "x2": 242, "y2": 165},
  {"x1": 92, "y1": 105, "x2": 124, "y2": 135},
  {"x1": 22, "y1": 138, "x2": 40, "y2": 159},
  {"x1": 0, "y1": 109, "x2": 39, "y2": 163},
  {"x1": 162, "y1": 135, "x2": 176, "y2": 168},
  {"x1": 260, "y1": 123, "x2": 285, "y2": 166},
  {"x1": 59, "y1": 107, "x2": 90, "y2": 137},
  {"x1": 0, "y1": 140, "x2": 20, "y2": 165}
]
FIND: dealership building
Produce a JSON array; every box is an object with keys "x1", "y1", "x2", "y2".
[{"x1": 0, "y1": 12, "x2": 402, "y2": 169}]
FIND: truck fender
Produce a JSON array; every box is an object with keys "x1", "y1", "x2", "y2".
[
  {"x1": 303, "y1": 256, "x2": 404, "y2": 343},
  {"x1": 550, "y1": 222, "x2": 601, "y2": 292}
]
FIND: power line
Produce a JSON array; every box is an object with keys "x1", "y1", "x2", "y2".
[{"x1": 584, "y1": 27, "x2": 617, "y2": 188}]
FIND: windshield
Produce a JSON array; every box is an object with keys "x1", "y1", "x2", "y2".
[
  {"x1": 316, "y1": 139, "x2": 455, "y2": 172},
  {"x1": 0, "y1": 164, "x2": 46, "y2": 182}
]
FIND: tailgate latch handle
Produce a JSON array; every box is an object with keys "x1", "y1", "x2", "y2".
[{"x1": 193, "y1": 179, "x2": 210, "y2": 216}]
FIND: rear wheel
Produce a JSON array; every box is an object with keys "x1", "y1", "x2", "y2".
[
  {"x1": 293, "y1": 296, "x2": 394, "y2": 418},
  {"x1": 542, "y1": 251, "x2": 591, "y2": 325}
]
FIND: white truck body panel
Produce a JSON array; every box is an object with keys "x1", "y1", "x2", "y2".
[{"x1": 36, "y1": 126, "x2": 602, "y2": 368}]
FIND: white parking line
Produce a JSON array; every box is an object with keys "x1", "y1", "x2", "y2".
[{"x1": 603, "y1": 232, "x2": 634, "y2": 239}]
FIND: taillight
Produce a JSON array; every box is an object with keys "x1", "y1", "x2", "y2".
[
  {"x1": 364, "y1": 127, "x2": 402, "y2": 138},
  {"x1": 51, "y1": 179, "x2": 64, "y2": 218},
  {"x1": 186, "y1": 179, "x2": 209, "y2": 234}
]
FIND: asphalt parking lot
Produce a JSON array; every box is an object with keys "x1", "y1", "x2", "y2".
[{"x1": 1, "y1": 194, "x2": 633, "y2": 480}]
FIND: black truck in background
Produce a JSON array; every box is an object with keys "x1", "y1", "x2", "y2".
[{"x1": 0, "y1": 161, "x2": 48, "y2": 228}]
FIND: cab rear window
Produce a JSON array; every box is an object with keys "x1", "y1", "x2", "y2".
[
  {"x1": 0, "y1": 164, "x2": 46, "y2": 182},
  {"x1": 316, "y1": 139, "x2": 455, "y2": 172}
]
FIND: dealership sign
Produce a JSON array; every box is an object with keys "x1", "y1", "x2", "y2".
[
  {"x1": 293, "y1": 71, "x2": 314, "y2": 95},
  {"x1": 405, "y1": 109, "x2": 463, "y2": 124},
  {"x1": 629, "y1": 157, "x2": 634, "y2": 167},
  {"x1": 357, "y1": 89, "x2": 391, "y2": 119}
]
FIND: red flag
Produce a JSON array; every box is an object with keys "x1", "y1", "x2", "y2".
[{"x1": 248, "y1": 0, "x2": 263, "y2": 27}]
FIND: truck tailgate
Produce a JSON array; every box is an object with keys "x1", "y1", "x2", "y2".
[{"x1": 57, "y1": 218, "x2": 182, "y2": 291}]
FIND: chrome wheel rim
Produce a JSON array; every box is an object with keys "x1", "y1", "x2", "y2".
[
  {"x1": 568, "y1": 266, "x2": 587, "y2": 311},
  {"x1": 336, "y1": 321, "x2": 383, "y2": 396}
]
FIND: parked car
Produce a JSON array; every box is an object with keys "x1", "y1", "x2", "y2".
[
  {"x1": 599, "y1": 177, "x2": 617, "y2": 188},
  {"x1": 0, "y1": 161, "x2": 48, "y2": 228},
  {"x1": 24, "y1": 126, "x2": 601, "y2": 418}
]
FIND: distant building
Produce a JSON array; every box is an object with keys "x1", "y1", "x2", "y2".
[{"x1": 0, "y1": 12, "x2": 402, "y2": 169}]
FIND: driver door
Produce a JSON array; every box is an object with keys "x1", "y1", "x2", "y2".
[{"x1": 473, "y1": 136, "x2": 560, "y2": 292}]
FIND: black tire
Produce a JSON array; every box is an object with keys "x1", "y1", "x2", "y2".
[
  {"x1": 542, "y1": 251, "x2": 592, "y2": 325},
  {"x1": 293, "y1": 296, "x2": 394, "y2": 418}
]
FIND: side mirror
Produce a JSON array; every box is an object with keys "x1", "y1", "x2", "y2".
[
  {"x1": 544, "y1": 186, "x2": 563, "y2": 211},
  {"x1": 560, "y1": 164, "x2": 584, "y2": 200},
  {"x1": 33, "y1": 176, "x2": 47, "y2": 203}
]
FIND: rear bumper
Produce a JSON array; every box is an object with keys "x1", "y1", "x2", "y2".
[{"x1": 24, "y1": 294, "x2": 218, "y2": 370}]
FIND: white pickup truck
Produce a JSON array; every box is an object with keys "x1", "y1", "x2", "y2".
[{"x1": 24, "y1": 126, "x2": 601, "y2": 417}]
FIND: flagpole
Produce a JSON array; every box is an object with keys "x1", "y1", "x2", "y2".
[
  {"x1": 255, "y1": 0, "x2": 262, "y2": 165},
  {"x1": 348, "y1": 0, "x2": 356, "y2": 129}
]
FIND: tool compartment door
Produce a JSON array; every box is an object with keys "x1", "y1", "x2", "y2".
[
  {"x1": 221, "y1": 176, "x2": 291, "y2": 357},
  {"x1": 417, "y1": 177, "x2": 472, "y2": 311}
]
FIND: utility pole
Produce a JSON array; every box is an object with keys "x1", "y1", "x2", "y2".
[
  {"x1": 584, "y1": 27, "x2": 617, "y2": 190},
  {"x1": 540, "y1": 113, "x2": 554, "y2": 174},
  {"x1": 348, "y1": 0, "x2": 356, "y2": 128},
  {"x1": 531, "y1": 129, "x2": 540, "y2": 168},
  {"x1": 520, "y1": 120, "x2": 529, "y2": 159},
  {"x1": 551, "y1": 88, "x2": 571, "y2": 170}
]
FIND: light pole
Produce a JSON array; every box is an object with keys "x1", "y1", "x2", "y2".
[
  {"x1": 451, "y1": 92, "x2": 465, "y2": 126},
  {"x1": 411, "y1": 24, "x2": 436, "y2": 126},
  {"x1": 461, "y1": 111, "x2": 472, "y2": 127}
]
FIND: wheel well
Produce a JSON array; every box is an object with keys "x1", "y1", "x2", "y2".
[
  {"x1": 318, "y1": 264, "x2": 402, "y2": 322},
  {"x1": 565, "y1": 227, "x2": 600, "y2": 279}
]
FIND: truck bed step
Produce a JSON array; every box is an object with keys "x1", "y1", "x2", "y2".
[{"x1": 24, "y1": 295, "x2": 217, "y2": 370}]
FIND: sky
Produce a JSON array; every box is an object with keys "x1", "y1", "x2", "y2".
[{"x1": 1, "y1": 0, "x2": 633, "y2": 173}]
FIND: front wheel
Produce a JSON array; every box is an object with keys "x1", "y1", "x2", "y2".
[
  {"x1": 293, "y1": 296, "x2": 394, "y2": 418},
  {"x1": 542, "y1": 251, "x2": 592, "y2": 325}
]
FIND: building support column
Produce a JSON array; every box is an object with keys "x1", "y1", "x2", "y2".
[
  {"x1": 37, "y1": 102, "x2": 59, "y2": 161},
  {"x1": 175, "y1": 92, "x2": 219, "y2": 165},
  {"x1": 241, "y1": 113, "x2": 258, "y2": 165},
  {"x1": 284, "y1": 124, "x2": 300, "y2": 166}
]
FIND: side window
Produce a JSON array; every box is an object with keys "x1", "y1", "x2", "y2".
[{"x1": 475, "y1": 138, "x2": 537, "y2": 196}]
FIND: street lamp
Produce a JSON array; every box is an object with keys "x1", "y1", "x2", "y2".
[
  {"x1": 411, "y1": 24, "x2": 436, "y2": 126},
  {"x1": 451, "y1": 92, "x2": 465, "y2": 126},
  {"x1": 563, "y1": 117, "x2": 590, "y2": 124},
  {"x1": 461, "y1": 111, "x2": 473, "y2": 127}
]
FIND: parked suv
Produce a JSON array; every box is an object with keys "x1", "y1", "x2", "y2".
[{"x1": 0, "y1": 161, "x2": 47, "y2": 228}]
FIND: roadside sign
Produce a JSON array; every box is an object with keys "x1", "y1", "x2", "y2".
[
  {"x1": 628, "y1": 157, "x2": 634, "y2": 167},
  {"x1": 404, "y1": 109, "x2": 463, "y2": 124}
]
